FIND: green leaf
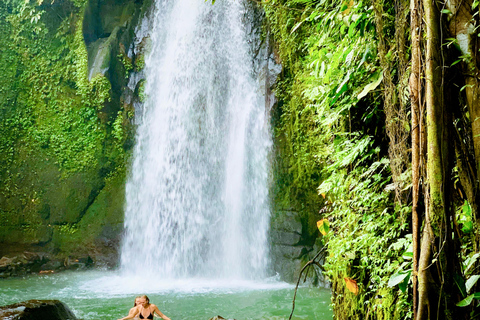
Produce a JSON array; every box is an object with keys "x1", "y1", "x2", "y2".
[
  {"x1": 336, "y1": 73, "x2": 351, "y2": 94},
  {"x1": 398, "y1": 271, "x2": 411, "y2": 292},
  {"x1": 462, "y1": 221, "x2": 473, "y2": 234},
  {"x1": 455, "y1": 273, "x2": 467, "y2": 297},
  {"x1": 465, "y1": 253, "x2": 480, "y2": 274},
  {"x1": 457, "y1": 292, "x2": 480, "y2": 307},
  {"x1": 357, "y1": 72, "x2": 383, "y2": 100},
  {"x1": 466, "y1": 275, "x2": 480, "y2": 293},
  {"x1": 388, "y1": 271, "x2": 409, "y2": 287},
  {"x1": 451, "y1": 59, "x2": 462, "y2": 67},
  {"x1": 317, "y1": 219, "x2": 330, "y2": 235},
  {"x1": 457, "y1": 294, "x2": 474, "y2": 307},
  {"x1": 462, "y1": 201, "x2": 472, "y2": 216}
]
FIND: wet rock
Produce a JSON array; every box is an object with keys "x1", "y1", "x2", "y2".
[
  {"x1": 64, "y1": 256, "x2": 94, "y2": 270},
  {"x1": 0, "y1": 251, "x2": 97, "y2": 278},
  {"x1": 0, "y1": 252, "x2": 50, "y2": 278},
  {"x1": 40, "y1": 260, "x2": 63, "y2": 271},
  {"x1": 209, "y1": 316, "x2": 236, "y2": 320},
  {"x1": 270, "y1": 211, "x2": 328, "y2": 285},
  {"x1": 0, "y1": 300, "x2": 78, "y2": 320}
]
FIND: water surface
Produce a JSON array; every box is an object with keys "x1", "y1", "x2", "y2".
[{"x1": 0, "y1": 271, "x2": 332, "y2": 319}]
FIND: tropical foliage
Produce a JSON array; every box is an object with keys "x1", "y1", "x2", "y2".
[
  {"x1": 0, "y1": 0, "x2": 132, "y2": 253},
  {"x1": 263, "y1": 0, "x2": 480, "y2": 318}
]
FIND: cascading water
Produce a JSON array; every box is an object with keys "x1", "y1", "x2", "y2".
[{"x1": 120, "y1": 0, "x2": 272, "y2": 280}]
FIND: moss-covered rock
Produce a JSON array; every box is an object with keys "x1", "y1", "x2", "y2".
[
  {"x1": 0, "y1": 0, "x2": 151, "y2": 267},
  {"x1": 50, "y1": 168, "x2": 126, "y2": 266}
]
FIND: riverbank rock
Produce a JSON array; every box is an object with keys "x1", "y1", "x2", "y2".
[
  {"x1": 0, "y1": 252, "x2": 95, "y2": 278},
  {"x1": 0, "y1": 300, "x2": 77, "y2": 320},
  {"x1": 0, "y1": 252, "x2": 48, "y2": 278},
  {"x1": 270, "y1": 210, "x2": 328, "y2": 286}
]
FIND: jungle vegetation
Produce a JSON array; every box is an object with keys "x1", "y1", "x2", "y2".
[
  {"x1": 262, "y1": 0, "x2": 480, "y2": 318},
  {"x1": 0, "y1": 0, "x2": 134, "y2": 255},
  {"x1": 2, "y1": 0, "x2": 480, "y2": 318}
]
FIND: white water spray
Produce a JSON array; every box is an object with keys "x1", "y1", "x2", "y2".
[{"x1": 120, "y1": 0, "x2": 271, "y2": 280}]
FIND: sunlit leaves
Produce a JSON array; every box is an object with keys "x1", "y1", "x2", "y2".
[{"x1": 458, "y1": 200, "x2": 473, "y2": 234}]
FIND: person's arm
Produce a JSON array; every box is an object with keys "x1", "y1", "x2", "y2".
[
  {"x1": 152, "y1": 304, "x2": 171, "y2": 320},
  {"x1": 118, "y1": 306, "x2": 140, "y2": 320}
]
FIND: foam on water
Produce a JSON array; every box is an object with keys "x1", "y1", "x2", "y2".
[{"x1": 78, "y1": 272, "x2": 291, "y2": 296}]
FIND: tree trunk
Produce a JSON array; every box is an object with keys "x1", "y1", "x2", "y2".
[
  {"x1": 417, "y1": 0, "x2": 444, "y2": 318},
  {"x1": 417, "y1": 221, "x2": 433, "y2": 320},
  {"x1": 409, "y1": 0, "x2": 422, "y2": 315}
]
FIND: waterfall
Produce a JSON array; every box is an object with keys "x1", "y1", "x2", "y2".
[{"x1": 120, "y1": 0, "x2": 272, "y2": 280}]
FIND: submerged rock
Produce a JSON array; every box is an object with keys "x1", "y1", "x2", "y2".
[
  {"x1": 209, "y1": 316, "x2": 236, "y2": 320},
  {"x1": 0, "y1": 300, "x2": 77, "y2": 320}
]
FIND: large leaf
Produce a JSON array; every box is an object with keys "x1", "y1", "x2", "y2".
[
  {"x1": 454, "y1": 273, "x2": 467, "y2": 298},
  {"x1": 457, "y1": 294, "x2": 475, "y2": 307},
  {"x1": 464, "y1": 253, "x2": 480, "y2": 274},
  {"x1": 388, "y1": 271, "x2": 410, "y2": 288},
  {"x1": 344, "y1": 278, "x2": 359, "y2": 295},
  {"x1": 457, "y1": 292, "x2": 480, "y2": 307},
  {"x1": 466, "y1": 275, "x2": 480, "y2": 294},
  {"x1": 398, "y1": 271, "x2": 411, "y2": 293},
  {"x1": 462, "y1": 221, "x2": 474, "y2": 234},
  {"x1": 357, "y1": 72, "x2": 383, "y2": 100}
]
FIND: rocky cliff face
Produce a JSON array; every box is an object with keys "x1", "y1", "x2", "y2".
[
  {"x1": 0, "y1": 0, "x2": 324, "y2": 284},
  {"x1": 0, "y1": 0, "x2": 152, "y2": 268}
]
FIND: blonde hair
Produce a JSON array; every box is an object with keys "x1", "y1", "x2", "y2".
[
  {"x1": 134, "y1": 295, "x2": 143, "y2": 307},
  {"x1": 140, "y1": 295, "x2": 150, "y2": 304}
]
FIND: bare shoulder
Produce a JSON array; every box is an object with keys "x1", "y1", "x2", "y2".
[
  {"x1": 151, "y1": 304, "x2": 163, "y2": 313},
  {"x1": 132, "y1": 305, "x2": 141, "y2": 313}
]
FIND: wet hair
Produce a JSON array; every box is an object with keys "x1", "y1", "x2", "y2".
[
  {"x1": 140, "y1": 295, "x2": 150, "y2": 304},
  {"x1": 134, "y1": 295, "x2": 143, "y2": 307}
]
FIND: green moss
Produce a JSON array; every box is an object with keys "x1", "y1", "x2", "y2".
[
  {"x1": 134, "y1": 54, "x2": 145, "y2": 71},
  {"x1": 0, "y1": 0, "x2": 134, "y2": 256},
  {"x1": 51, "y1": 167, "x2": 125, "y2": 255}
]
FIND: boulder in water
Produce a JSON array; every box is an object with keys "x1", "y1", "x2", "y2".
[
  {"x1": 209, "y1": 316, "x2": 236, "y2": 320},
  {"x1": 0, "y1": 300, "x2": 77, "y2": 320}
]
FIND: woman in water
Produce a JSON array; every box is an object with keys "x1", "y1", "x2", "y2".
[
  {"x1": 119, "y1": 295, "x2": 171, "y2": 320},
  {"x1": 118, "y1": 296, "x2": 143, "y2": 320}
]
